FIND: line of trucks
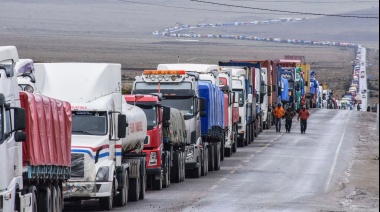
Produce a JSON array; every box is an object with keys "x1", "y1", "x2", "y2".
[{"x1": 1, "y1": 46, "x2": 322, "y2": 211}]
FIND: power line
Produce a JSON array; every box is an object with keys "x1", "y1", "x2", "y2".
[
  {"x1": 119, "y1": 0, "x2": 287, "y2": 15},
  {"x1": 120, "y1": 0, "x2": 378, "y2": 16},
  {"x1": 190, "y1": 0, "x2": 379, "y2": 19}
]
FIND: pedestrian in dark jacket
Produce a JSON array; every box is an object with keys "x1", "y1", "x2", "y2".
[
  {"x1": 297, "y1": 105, "x2": 310, "y2": 134},
  {"x1": 284, "y1": 106, "x2": 296, "y2": 133}
]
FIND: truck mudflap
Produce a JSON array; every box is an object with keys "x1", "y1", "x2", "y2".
[{"x1": 63, "y1": 181, "x2": 112, "y2": 198}]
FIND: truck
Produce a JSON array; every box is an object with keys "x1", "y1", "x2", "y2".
[
  {"x1": 218, "y1": 69, "x2": 239, "y2": 156},
  {"x1": 155, "y1": 64, "x2": 224, "y2": 172},
  {"x1": 124, "y1": 94, "x2": 187, "y2": 189},
  {"x1": 277, "y1": 60, "x2": 299, "y2": 110},
  {"x1": 1, "y1": 46, "x2": 72, "y2": 212},
  {"x1": 132, "y1": 69, "x2": 209, "y2": 178},
  {"x1": 218, "y1": 62, "x2": 256, "y2": 147},
  {"x1": 27, "y1": 62, "x2": 148, "y2": 210}
]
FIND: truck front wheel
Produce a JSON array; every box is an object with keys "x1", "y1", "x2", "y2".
[
  {"x1": 201, "y1": 149, "x2": 208, "y2": 176},
  {"x1": 115, "y1": 171, "x2": 128, "y2": 206},
  {"x1": 99, "y1": 183, "x2": 114, "y2": 210},
  {"x1": 37, "y1": 187, "x2": 52, "y2": 212}
]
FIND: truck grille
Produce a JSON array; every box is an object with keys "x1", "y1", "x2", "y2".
[{"x1": 71, "y1": 153, "x2": 84, "y2": 178}]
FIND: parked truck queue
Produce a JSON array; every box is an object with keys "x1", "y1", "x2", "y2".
[{"x1": 2, "y1": 45, "x2": 352, "y2": 212}]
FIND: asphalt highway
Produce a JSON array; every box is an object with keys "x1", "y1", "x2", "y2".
[{"x1": 64, "y1": 109, "x2": 359, "y2": 212}]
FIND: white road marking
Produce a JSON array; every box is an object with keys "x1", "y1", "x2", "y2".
[{"x1": 325, "y1": 111, "x2": 352, "y2": 191}]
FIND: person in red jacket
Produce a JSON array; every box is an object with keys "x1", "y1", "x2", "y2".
[{"x1": 297, "y1": 105, "x2": 310, "y2": 134}]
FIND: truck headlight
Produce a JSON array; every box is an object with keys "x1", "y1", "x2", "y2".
[
  {"x1": 24, "y1": 85, "x2": 34, "y2": 93},
  {"x1": 96, "y1": 166, "x2": 109, "y2": 182},
  {"x1": 149, "y1": 152, "x2": 157, "y2": 166},
  {"x1": 186, "y1": 146, "x2": 195, "y2": 161}
]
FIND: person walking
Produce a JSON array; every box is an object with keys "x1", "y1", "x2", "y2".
[
  {"x1": 273, "y1": 103, "x2": 285, "y2": 132},
  {"x1": 297, "y1": 105, "x2": 310, "y2": 134},
  {"x1": 284, "y1": 106, "x2": 296, "y2": 133}
]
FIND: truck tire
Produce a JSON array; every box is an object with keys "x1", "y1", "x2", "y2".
[
  {"x1": 220, "y1": 136, "x2": 225, "y2": 161},
  {"x1": 171, "y1": 152, "x2": 181, "y2": 183},
  {"x1": 31, "y1": 189, "x2": 38, "y2": 212},
  {"x1": 128, "y1": 177, "x2": 140, "y2": 202},
  {"x1": 151, "y1": 177, "x2": 162, "y2": 190},
  {"x1": 56, "y1": 185, "x2": 62, "y2": 212},
  {"x1": 163, "y1": 165, "x2": 170, "y2": 188},
  {"x1": 115, "y1": 171, "x2": 128, "y2": 206},
  {"x1": 51, "y1": 186, "x2": 58, "y2": 212},
  {"x1": 201, "y1": 149, "x2": 208, "y2": 176},
  {"x1": 224, "y1": 147, "x2": 232, "y2": 157},
  {"x1": 139, "y1": 166, "x2": 146, "y2": 200},
  {"x1": 37, "y1": 187, "x2": 52, "y2": 212},
  {"x1": 232, "y1": 127, "x2": 238, "y2": 153},
  {"x1": 192, "y1": 163, "x2": 201, "y2": 178},
  {"x1": 208, "y1": 145, "x2": 215, "y2": 171},
  {"x1": 181, "y1": 152, "x2": 186, "y2": 182},
  {"x1": 213, "y1": 143, "x2": 221, "y2": 171},
  {"x1": 99, "y1": 182, "x2": 114, "y2": 210}
]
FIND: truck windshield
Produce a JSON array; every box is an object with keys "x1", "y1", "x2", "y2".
[
  {"x1": 162, "y1": 97, "x2": 194, "y2": 120},
  {"x1": 139, "y1": 106, "x2": 157, "y2": 130},
  {"x1": 233, "y1": 89, "x2": 244, "y2": 107},
  {"x1": 72, "y1": 111, "x2": 107, "y2": 135}
]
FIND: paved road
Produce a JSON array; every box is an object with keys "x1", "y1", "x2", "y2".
[
  {"x1": 359, "y1": 47, "x2": 368, "y2": 111},
  {"x1": 64, "y1": 109, "x2": 359, "y2": 212}
]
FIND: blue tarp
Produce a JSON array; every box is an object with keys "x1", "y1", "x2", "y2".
[
  {"x1": 281, "y1": 78, "x2": 289, "y2": 101},
  {"x1": 198, "y1": 81, "x2": 224, "y2": 136}
]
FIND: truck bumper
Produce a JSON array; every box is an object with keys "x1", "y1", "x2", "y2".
[
  {"x1": 63, "y1": 181, "x2": 112, "y2": 198},
  {"x1": 185, "y1": 162, "x2": 199, "y2": 169},
  {"x1": 146, "y1": 168, "x2": 161, "y2": 176}
]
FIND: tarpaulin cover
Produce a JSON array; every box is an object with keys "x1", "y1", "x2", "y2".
[
  {"x1": 281, "y1": 78, "x2": 289, "y2": 101},
  {"x1": 199, "y1": 81, "x2": 224, "y2": 135},
  {"x1": 20, "y1": 92, "x2": 72, "y2": 167}
]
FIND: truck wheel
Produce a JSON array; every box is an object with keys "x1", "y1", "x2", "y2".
[
  {"x1": 208, "y1": 145, "x2": 215, "y2": 171},
  {"x1": 128, "y1": 177, "x2": 140, "y2": 202},
  {"x1": 192, "y1": 164, "x2": 201, "y2": 178},
  {"x1": 37, "y1": 187, "x2": 52, "y2": 212},
  {"x1": 99, "y1": 182, "x2": 114, "y2": 210},
  {"x1": 163, "y1": 165, "x2": 170, "y2": 188},
  {"x1": 115, "y1": 171, "x2": 128, "y2": 206},
  {"x1": 181, "y1": 152, "x2": 186, "y2": 182},
  {"x1": 151, "y1": 177, "x2": 162, "y2": 190},
  {"x1": 55, "y1": 186, "x2": 62, "y2": 212},
  {"x1": 51, "y1": 186, "x2": 58, "y2": 212},
  {"x1": 139, "y1": 167, "x2": 146, "y2": 200},
  {"x1": 225, "y1": 147, "x2": 232, "y2": 157},
  {"x1": 171, "y1": 152, "x2": 181, "y2": 183},
  {"x1": 214, "y1": 143, "x2": 221, "y2": 171},
  {"x1": 232, "y1": 128, "x2": 238, "y2": 153},
  {"x1": 201, "y1": 149, "x2": 208, "y2": 176},
  {"x1": 220, "y1": 136, "x2": 225, "y2": 161}
]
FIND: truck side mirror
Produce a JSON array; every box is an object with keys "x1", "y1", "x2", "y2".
[
  {"x1": 200, "y1": 111, "x2": 207, "y2": 117},
  {"x1": 163, "y1": 121, "x2": 170, "y2": 128},
  {"x1": 272, "y1": 85, "x2": 276, "y2": 91},
  {"x1": 118, "y1": 114, "x2": 127, "y2": 138},
  {"x1": 199, "y1": 98, "x2": 206, "y2": 112},
  {"x1": 13, "y1": 108, "x2": 26, "y2": 131},
  {"x1": 305, "y1": 81, "x2": 309, "y2": 86},
  {"x1": 247, "y1": 94, "x2": 253, "y2": 104},
  {"x1": 163, "y1": 106, "x2": 171, "y2": 122},
  {"x1": 15, "y1": 132, "x2": 26, "y2": 142},
  {"x1": 260, "y1": 94, "x2": 265, "y2": 104},
  {"x1": 267, "y1": 86, "x2": 271, "y2": 96},
  {"x1": 0, "y1": 94, "x2": 5, "y2": 105},
  {"x1": 220, "y1": 85, "x2": 230, "y2": 92}
]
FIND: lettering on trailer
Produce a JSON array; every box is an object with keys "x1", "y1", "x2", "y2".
[
  {"x1": 72, "y1": 106, "x2": 88, "y2": 110},
  {"x1": 281, "y1": 72, "x2": 293, "y2": 80},
  {"x1": 129, "y1": 121, "x2": 144, "y2": 133}
]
